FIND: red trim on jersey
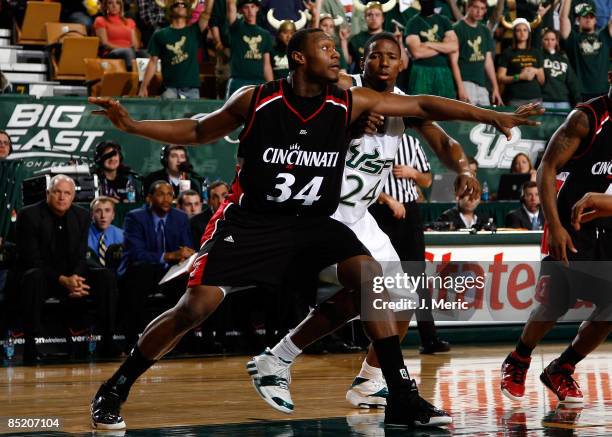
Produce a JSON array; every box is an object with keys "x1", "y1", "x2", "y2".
[
  {"x1": 188, "y1": 201, "x2": 232, "y2": 288},
  {"x1": 573, "y1": 101, "x2": 602, "y2": 160},
  {"x1": 228, "y1": 165, "x2": 243, "y2": 204},
  {"x1": 239, "y1": 85, "x2": 264, "y2": 142},
  {"x1": 255, "y1": 90, "x2": 283, "y2": 111},
  {"x1": 344, "y1": 89, "x2": 349, "y2": 125}
]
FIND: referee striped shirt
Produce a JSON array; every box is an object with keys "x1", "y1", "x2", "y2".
[{"x1": 382, "y1": 134, "x2": 430, "y2": 203}]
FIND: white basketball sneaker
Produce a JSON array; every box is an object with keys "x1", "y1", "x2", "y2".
[
  {"x1": 247, "y1": 348, "x2": 294, "y2": 414},
  {"x1": 346, "y1": 377, "x2": 388, "y2": 409}
]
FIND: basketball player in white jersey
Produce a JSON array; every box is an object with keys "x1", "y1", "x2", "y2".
[{"x1": 248, "y1": 32, "x2": 541, "y2": 417}]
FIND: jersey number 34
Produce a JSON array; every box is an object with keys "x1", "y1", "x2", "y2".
[{"x1": 266, "y1": 172, "x2": 324, "y2": 206}]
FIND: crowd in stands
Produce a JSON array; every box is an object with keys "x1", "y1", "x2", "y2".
[{"x1": 0, "y1": 0, "x2": 609, "y2": 103}]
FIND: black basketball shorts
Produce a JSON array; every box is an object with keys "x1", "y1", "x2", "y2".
[
  {"x1": 188, "y1": 200, "x2": 371, "y2": 290},
  {"x1": 537, "y1": 228, "x2": 612, "y2": 321}
]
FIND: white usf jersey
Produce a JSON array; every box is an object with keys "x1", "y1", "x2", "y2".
[{"x1": 331, "y1": 75, "x2": 406, "y2": 225}]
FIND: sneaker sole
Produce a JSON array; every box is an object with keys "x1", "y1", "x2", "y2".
[
  {"x1": 346, "y1": 389, "x2": 386, "y2": 409},
  {"x1": 539, "y1": 372, "x2": 584, "y2": 404},
  {"x1": 385, "y1": 416, "x2": 453, "y2": 427},
  {"x1": 91, "y1": 419, "x2": 126, "y2": 430},
  {"x1": 246, "y1": 359, "x2": 294, "y2": 414},
  {"x1": 501, "y1": 386, "x2": 524, "y2": 402}
]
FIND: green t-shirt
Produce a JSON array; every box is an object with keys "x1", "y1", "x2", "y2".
[
  {"x1": 498, "y1": 47, "x2": 543, "y2": 100},
  {"x1": 405, "y1": 13, "x2": 453, "y2": 67},
  {"x1": 271, "y1": 44, "x2": 289, "y2": 80},
  {"x1": 453, "y1": 20, "x2": 494, "y2": 87},
  {"x1": 148, "y1": 24, "x2": 202, "y2": 89},
  {"x1": 348, "y1": 30, "x2": 373, "y2": 64},
  {"x1": 564, "y1": 28, "x2": 611, "y2": 96},
  {"x1": 400, "y1": 1, "x2": 454, "y2": 25},
  {"x1": 229, "y1": 19, "x2": 273, "y2": 81},
  {"x1": 542, "y1": 51, "x2": 580, "y2": 104}
]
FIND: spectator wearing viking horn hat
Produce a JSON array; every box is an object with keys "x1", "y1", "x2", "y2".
[
  {"x1": 225, "y1": 0, "x2": 274, "y2": 98},
  {"x1": 348, "y1": 1, "x2": 396, "y2": 68},
  {"x1": 497, "y1": 17, "x2": 545, "y2": 106}
]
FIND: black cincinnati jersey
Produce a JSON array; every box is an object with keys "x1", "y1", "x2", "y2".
[
  {"x1": 557, "y1": 95, "x2": 612, "y2": 230},
  {"x1": 233, "y1": 78, "x2": 352, "y2": 217}
]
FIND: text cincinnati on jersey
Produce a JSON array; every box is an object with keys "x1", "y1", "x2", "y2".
[{"x1": 262, "y1": 144, "x2": 340, "y2": 168}]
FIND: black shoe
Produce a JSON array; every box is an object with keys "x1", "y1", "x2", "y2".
[
  {"x1": 419, "y1": 338, "x2": 451, "y2": 355},
  {"x1": 91, "y1": 385, "x2": 126, "y2": 430},
  {"x1": 385, "y1": 379, "x2": 452, "y2": 427}
]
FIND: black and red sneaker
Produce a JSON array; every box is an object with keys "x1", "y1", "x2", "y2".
[
  {"x1": 540, "y1": 360, "x2": 584, "y2": 403},
  {"x1": 385, "y1": 379, "x2": 452, "y2": 427},
  {"x1": 501, "y1": 351, "x2": 531, "y2": 401}
]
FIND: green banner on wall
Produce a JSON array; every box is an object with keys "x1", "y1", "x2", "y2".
[
  {"x1": 0, "y1": 95, "x2": 240, "y2": 184},
  {"x1": 0, "y1": 95, "x2": 569, "y2": 193}
]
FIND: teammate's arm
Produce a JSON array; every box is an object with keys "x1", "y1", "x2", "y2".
[
  {"x1": 538, "y1": 109, "x2": 590, "y2": 263},
  {"x1": 414, "y1": 120, "x2": 479, "y2": 199},
  {"x1": 572, "y1": 193, "x2": 612, "y2": 230},
  {"x1": 88, "y1": 87, "x2": 253, "y2": 145},
  {"x1": 351, "y1": 88, "x2": 543, "y2": 140}
]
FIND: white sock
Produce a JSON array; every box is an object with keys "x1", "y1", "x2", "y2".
[
  {"x1": 358, "y1": 358, "x2": 384, "y2": 380},
  {"x1": 271, "y1": 334, "x2": 302, "y2": 363}
]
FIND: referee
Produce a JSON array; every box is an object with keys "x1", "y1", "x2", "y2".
[{"x1": 369, "y1": 132, "x2": 451, "y2": 354}]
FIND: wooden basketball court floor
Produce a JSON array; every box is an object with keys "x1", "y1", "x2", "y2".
[{"x1": 1, "y1": 342, "x2": 610, "y2": 436}]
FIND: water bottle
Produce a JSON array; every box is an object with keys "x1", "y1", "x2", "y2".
[
  {"x1": 88, "y1": 327, "x2": 97, "y2": 355},
  {"x1": 126, "y1": 175, "x2": 136, "y2": 203},
  {"x1": 481, "y1": 181, "x2": 489, "y2": 202},
  {"x1": 4, "y1": 331, "x2": 14, "y2": 360},
  {"x1": 201, "y1": 177, "x2": 209, "y2": 203}
]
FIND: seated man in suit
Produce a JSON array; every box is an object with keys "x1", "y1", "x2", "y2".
[
  {"x1": 143, "y1": 145, "x2": 202, "y2": 198},
  {"x1": 119, "y1": 180, "x2": 195, "y2": 347},
  {"x1": 437, "y1": 189, "x2": 493, "y2": 230},
  {"x1": 506, "y1": 181, "x2": 544, "y2": 230},
  {"x1": 16, "y1": 175, "x2": 118, "y2": 362},
  {"x1": 88, "y1": 196, "x2": 124, "y2": 269},
  {"x1": 190, "y1": 180, "x2": 230, "y2": 246},
  {"x1": 177, "y1": 189, "x2": 203, "y2": 219}
]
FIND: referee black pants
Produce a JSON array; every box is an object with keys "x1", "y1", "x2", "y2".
[{"x1": 369, "y1": 201, "x2": 438, "y2": 344}]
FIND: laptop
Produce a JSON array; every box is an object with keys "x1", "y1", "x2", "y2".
[
  {"x1": 429, "y1": 173, "x2": 457, "y2": 202},
  {"x1": 497, "y1": 173, "x2": 531, "y2": 201}
]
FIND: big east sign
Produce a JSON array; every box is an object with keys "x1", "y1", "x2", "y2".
[{"x1": 5, "y1": 104, "x2": 104, "y2": 166}]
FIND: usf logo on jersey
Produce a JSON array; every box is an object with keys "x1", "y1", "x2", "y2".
[{"x1": 345, "y1": 143, "x2": 394, "y2": 175}]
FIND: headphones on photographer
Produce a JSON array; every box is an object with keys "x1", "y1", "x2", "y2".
[
  {"x1": 160, "y1": 144, "x2": 189, "y2": 168},
  {"x1": 94, "y1": 140, "x2": 123, "y2": 166}
]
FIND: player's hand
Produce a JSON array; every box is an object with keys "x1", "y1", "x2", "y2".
[
  {"x1": 548, "y1": 224, "x2": 577, "y2": 266},
  {"x1": 392, "y1": 165, "x2": 418, "y2": 180},
  {"x1": 351, "y1": 111, "x2": 384, "y2": 137},
  {"x1": 386, "y1": 197, "x2": 406, "y2": 219},
  {"x1": 492, "y1": 103, "x2": 543, "y2": 140},
  {"x1": 454, "y1": 172, "x2": 480, "y2": 201},
  {"x1": 571, "y1": 192, "x2": 611, "y2": 231},
  {"x1": 89, "y1": 97, "x2": 136, "y2": 132}
]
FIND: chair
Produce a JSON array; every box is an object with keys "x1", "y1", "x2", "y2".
[
  {"x1": 49, "y1": 36, "x2": 100, "y2": 81},
  {"x1": 84, "y1": 58, "x2": 138, "y2": 97},
  {"x1": 14, "y1": 1, "x2": 61, "y2": 46},
  {"x1": 45, "y1": 22, "x2": 87, "y2": 45}
]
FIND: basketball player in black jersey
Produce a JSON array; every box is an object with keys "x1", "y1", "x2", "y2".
[
  {"x1": 88, "y1": 28, "x2": 541, "y2": 430},
  {"x1": 501, "y1": 71, "x2": 612, "y2": 404},
  {"x1": 572, "y1": 193, "x2": 612, "y2": 226}
]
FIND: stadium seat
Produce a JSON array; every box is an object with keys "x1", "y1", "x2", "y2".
[
  {"x1": 84, "y1": 58, "x2": 138, "y2": 97},
  {"x1": 45, "y1": 22, "x2": 87, "y2": 45},
  {"x1": 14, "y1": 1, "x2": 61, "y2": 46},
  {"x1": 49, "y1": 37, "x2": 99, "y2": 81}
]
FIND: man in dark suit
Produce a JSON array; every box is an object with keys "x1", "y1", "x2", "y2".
[
  {"x1": 437, "y1": 190, "x2": 493, "y2": 230},
  {"x1": 16, "y1": 175, "x2": 118, "y2": 362},
  {"x1": 506, "y1": 181, "x2": 545, "y2": 230},
  {"x1": 119, "y1": 180, "x2": 195, "y2": 347},
  {"x1": 142, "y1": 145, "x2": 202, "y2": 198},
  {"x1": 190, "y1": 180, "x2": 230, "y2": 246}
]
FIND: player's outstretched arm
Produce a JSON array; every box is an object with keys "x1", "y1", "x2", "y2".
[
  {"x1": 572, "y1": 193, "x2": 612, "y2": 230},
  {"x1": 88, "y1": 87, "x2": 254, "y2": 145},
  {"x1": 351, "y1": 88, "x2": 543, "y2": 140},
  {"x1": 538, "y1": 109, "x2": 589, "y2": 263}
]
